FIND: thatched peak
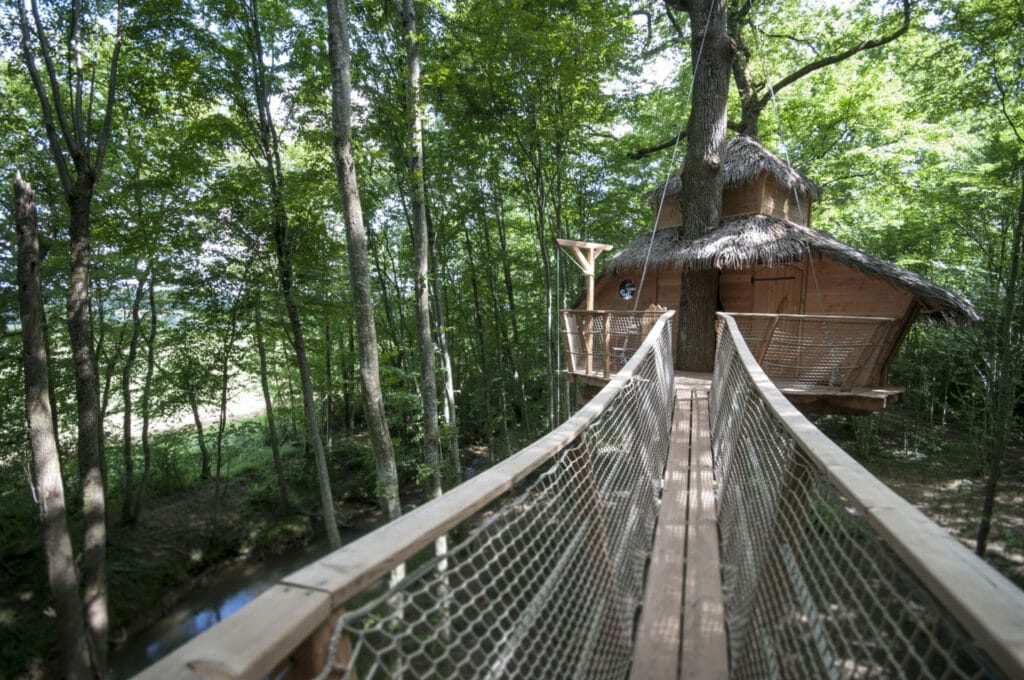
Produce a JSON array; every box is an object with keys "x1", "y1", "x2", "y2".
[
  {"x1": 649, "y1": 135, "x2": 823, "y2": 206},
  {"x1": 605, "y1": 215, "x2": 979, "y2": 324}
]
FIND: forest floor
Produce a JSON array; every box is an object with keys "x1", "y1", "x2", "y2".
[{"x1": 818, "y1": 411, "x2": 1024, "y2": 589}]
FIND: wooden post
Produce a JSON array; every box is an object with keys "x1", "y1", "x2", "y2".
[{"x1": 557, "y1": 240, "x2": 612, "y2": 377}]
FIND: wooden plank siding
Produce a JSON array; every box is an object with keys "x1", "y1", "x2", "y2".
[{"x1": 630, "y1": 376, "x2": 727, "y2": 680}]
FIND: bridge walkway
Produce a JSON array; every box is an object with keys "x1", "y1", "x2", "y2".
[{"x1": 630, "y1": 373, "x2": 728, "y2": 680}]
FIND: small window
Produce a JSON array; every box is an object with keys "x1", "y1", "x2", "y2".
[{"x1": 618, "y1": 280, "x2": 636, "y2": 300}]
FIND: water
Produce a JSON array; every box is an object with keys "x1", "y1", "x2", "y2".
[{"x1": 109, "y1": 528, "x2": 367, "y2": 679}]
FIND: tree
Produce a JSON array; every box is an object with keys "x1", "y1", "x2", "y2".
[
  {"x1": 393, "y1": 0, "x2": 443, "y2": 498},
  {"x1": 15, "y1": 172, "x2": 92, "y2": 680},
  {"x1": 14, "y1": 0, "x2": 124, "y2": 670},
  {"x1": 940, "y1": 0, "x2": 1024, "y2": 557},
  {"x1": 217, "y1": 0, "x2": 342, "y2": 548},
  {"x1": 327, "y1": 0, "x2": 402, "y2": 522},
  {"x1": 674, "y1": 0, "x2": 732, "y2": 371}
]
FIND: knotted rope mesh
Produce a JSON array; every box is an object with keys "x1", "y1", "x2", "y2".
[
  {"x1": 318, "y1": 317, "x2": 674, "y2": 679},
  {"x1": 712, "y1": 318, "x2": 1001, "y2": 679}
]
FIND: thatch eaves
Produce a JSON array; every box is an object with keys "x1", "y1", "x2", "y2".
[
  {"x1": 604, "y1": 214, "x2": 979, "y2": 324},
  {"x1": 648, "y1": 135, "x2": 823, "y2": 206}
]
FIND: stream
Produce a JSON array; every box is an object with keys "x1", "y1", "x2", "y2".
[{"x1": 109, "y1": 527, "x2": 368, "y2": 679}]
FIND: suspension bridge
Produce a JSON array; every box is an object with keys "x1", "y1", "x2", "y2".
[{"x1": 136, "y1": 311, "x2": 1024, "y2": 679}]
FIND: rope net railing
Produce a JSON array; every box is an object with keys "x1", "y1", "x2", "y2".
[
  {"x1": 561, "y1": 309, "x2": 668, "y2": 379},
  {"x1": 712, "y1": 313, "x2": 1024, "y2": 679},
  {"x1": 730, "y1": 313, "x2": 896, "y2": 390},
  {"x1": 314, "y1": 312, "x2": 676, "y2": 679}
]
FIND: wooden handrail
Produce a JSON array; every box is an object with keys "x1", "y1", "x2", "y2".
[
  {"x1": 136, "y1": 312, "x2": 676, "y2": 680},
  {"x1": 717, "y1": 313, "x2": 1024, "y2": 677}
]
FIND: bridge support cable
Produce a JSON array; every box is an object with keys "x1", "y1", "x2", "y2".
[
  {"x1": 713, "y1": 313, "x2": 1024, "y2": 679},
  {"x1": 308, "y1": 313, "x2": 676, "y2": 679}
]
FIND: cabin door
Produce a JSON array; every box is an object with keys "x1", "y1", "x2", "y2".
[{"x1": 751, "y1": 263, "x2": 804, "y2": 315}]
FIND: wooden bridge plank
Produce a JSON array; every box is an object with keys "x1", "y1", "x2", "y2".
[
  {"x1": 680, "y1": 395, "x2": 728, "y2": 680},
  {"x1": 629, "y1": 392, "x2": 692, "y2": 680}
]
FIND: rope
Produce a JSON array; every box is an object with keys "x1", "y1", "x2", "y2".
[{"x1": 632, "y1": 0, "x2": 718, "y2": 312}]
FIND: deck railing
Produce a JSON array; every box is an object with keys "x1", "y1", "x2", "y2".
[
  {"x1": 728, "y1": 312, "x2": 897, "y2": 390},
  {"x1": 137, "y1": 312, "x2": 676, "y2": 679},
  {"x1": 561, "y1": 309, "x2": 668, "y2": 379},
  {"x1": 713, "y1": 313, "x2": 1024, "y2": 678}
]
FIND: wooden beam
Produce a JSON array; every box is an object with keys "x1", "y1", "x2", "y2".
[{"x1": 556, "y1": 239, "x2": 612, "y2": 312}]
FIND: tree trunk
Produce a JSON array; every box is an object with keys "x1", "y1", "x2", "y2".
[
  {"x1": 240, "y1": 0, "x2": 341, "y2": 548},
  {"x1": 345, "y1": 320, "x2": 356, "y2": 432},
  {"x1": 427, "y1": 204, "x2": 459, "y2": 478},
  {"x1": 400, "y1": 0, "x2": 443, "y2": 500},
  {"x1": 328, "y1": 0, "x2": 402, "y2": 522},
  {"x1": 67, "y1": 179, "x2": 109, "y2": 675},
  {"x1": 189, "y1": 390, "x2": 212, "y2": 480},
  {"x1": 496, "y1": 205, "x2": 531, "y2": 432},
  {"x1": 256, "y1": 302, "x2": 290, "y2": 510},
  {"x1": 463, "y1": 228, "x2": 495, "y2": 449},
  {"x1": 131, "y1": 279, "x2": 157, "y2": 522},
  {"x1": 16, "y1": 173, "x2": 93, "y2": 680},
  {"x1": 976, "y1": 169, "x2": 1024, "y2": 556},
  {"x1": 121, "y1": 272, "x2": 148, "y2": 525},
  {"x1": 211, "y1": 292, "x2": 243, "y2": 538},
  {"x1": 676, "y1": 0, "x2": 732, "y2": 372}
]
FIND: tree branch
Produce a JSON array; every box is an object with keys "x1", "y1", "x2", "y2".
[
  {"x1": 758, "y1": 0, "x2": 912, "y2": 108},
  {"x1": 628, "y1": 128, "x2": 688, "y2": 160},
  {"x1": 990, "y1": 66, "x2": 1024, "y2": 146},
  {"x1": 628, "y1": 120, "x2": 741, "y2": 160},
  {"x1": 29, "y1": 0, "x2": 78, "y2": 160},
  {"x1": 662, "y1": 1, "x2": 687, "y2": 43},
  {"x1": 16, "y1": 0, "x2": 72, "y2": 195},
  {"x1": 94, "y1": 0, "x2": 123, "y2": 179}
]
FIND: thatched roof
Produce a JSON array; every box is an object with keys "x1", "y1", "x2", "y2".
[
  {"x1": 649, "y1": 135, "x2": 823, "y2": 206},
  {"x1": 605, "y1": 214, "x2": 979, "y2": 323}
]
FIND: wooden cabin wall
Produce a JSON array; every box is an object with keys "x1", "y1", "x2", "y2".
[
  {"x1": 719, "y1": 254, "x2": 918, "y2": 386},
  {"x1": 654, "y1": 198, "x2": 682, "y2": 230},
  {"x1": 721, "y1": 177, "x2": 767, "y2": 220},
  {"x1": 590, "y1": 269, "x2": 681, "y2": 311},
  {"x1": 761, "y1": 176, "x2": 811, "y2": 226}
]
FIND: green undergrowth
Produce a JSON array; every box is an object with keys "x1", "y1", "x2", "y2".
[{"x1": 0, "y1": 417, "x2": 399, "y2": 679}]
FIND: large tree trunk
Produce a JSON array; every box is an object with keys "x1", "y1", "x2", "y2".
[
  {"x1": 976, "y1": 169, "x2": 1024, "y2": 556},
  {"x1": 400, "y1": 0, "x2": 443, "y2": 500},
  {"x1": 328, "y1": 0, "x2": 402, "y2": 523},
  {"x1": 16, "y1": 173, "x2": 93, "y2": 680},
  {"x1": 255, "y1": 302, "x2": 290, "y2": 511},
  {"x1": 676, "y1": 0, "x2": 732, "y2": 372}
]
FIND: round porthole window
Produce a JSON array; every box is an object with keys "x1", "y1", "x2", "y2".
[{"x1": 618, "y1": 280, "x2": 636, "y2": 300}]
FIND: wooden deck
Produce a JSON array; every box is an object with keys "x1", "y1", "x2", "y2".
[{"x1": 630, "y1": 373, "x2": 728, "y2": 679}]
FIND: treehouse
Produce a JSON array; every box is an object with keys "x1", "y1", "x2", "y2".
[{"x1": 563, "y1": 135, "x2": 979, "y2": 414}]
